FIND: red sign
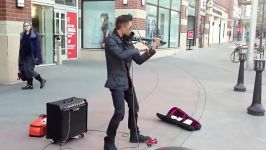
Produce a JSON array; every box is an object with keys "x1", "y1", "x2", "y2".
[
  {"x1": 187, "y1": 31, "x2": 194, "y2": 40},
  {"x1": 67, "y1": 12, "x2": 77, "y2": 59}
]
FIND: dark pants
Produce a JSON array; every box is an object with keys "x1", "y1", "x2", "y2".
[
  {"x1": 106, "y1": 86, "x2": 139, "y2": 137},
  {"x1": 21, "y1": 56, "x2": 39, "y2": 79}
]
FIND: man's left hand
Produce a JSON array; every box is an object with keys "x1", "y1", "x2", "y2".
[{"x1": 152, "y1": 38, "x2": 161, "y2": 49}]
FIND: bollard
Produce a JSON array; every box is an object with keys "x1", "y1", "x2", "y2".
[
  {"x1": 247, "y1": 59, "x2": 265, "y2": 116},
  {"x1": 234, "y1": 50, "x2": 246, "y2": 92},
  {"x1": 56, "y1": 35, "x2": 62, "y2": 65}
]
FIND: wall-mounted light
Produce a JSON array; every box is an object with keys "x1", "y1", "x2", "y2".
[
  {"x1": 123, "y1": 0, "x2": 128, "y2": 5},
  {"x1": 141, "y1": 0, "x2": 145, "y2": 6},
  {"x1": 16, "y1": 0, "x2": 25, "y2": 8}
]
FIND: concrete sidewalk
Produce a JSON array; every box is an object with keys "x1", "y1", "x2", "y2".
[{"x1": 0, "y1": 43, "x2": 265, "y2": 150}]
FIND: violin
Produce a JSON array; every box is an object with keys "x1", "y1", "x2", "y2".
[{"x1": 126, "y1": 31, "x2": 166, "y2": 46}]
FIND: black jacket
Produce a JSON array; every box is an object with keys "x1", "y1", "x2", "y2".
[
  {"x1": 19, "y1": 30, "x2": 42, "y2": 65},
  {"x1": 104, "y1": 30, "x2": 156, "y2": 90}
]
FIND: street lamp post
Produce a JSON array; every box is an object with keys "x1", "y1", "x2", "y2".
[
  {"x1": 260, "y1": 2, "x2": 265, "y2": 46},
  {"x1": 247, "y1": 0, "x2": 259, "y2": 70}
]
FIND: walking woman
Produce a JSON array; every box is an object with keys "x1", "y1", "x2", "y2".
[{"x1": 18, "y1": 21, "x2": 46, "y2": 90}]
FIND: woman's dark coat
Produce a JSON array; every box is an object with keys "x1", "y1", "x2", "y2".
[{"x1": 19, "y1": 30, "x2": 42, "y2": 65}]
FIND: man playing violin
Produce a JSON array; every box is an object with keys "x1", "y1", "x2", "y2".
[{"x1": 103, "y1": 14, "x2": 160, "y2": 150}]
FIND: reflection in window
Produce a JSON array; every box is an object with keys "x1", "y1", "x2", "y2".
[
  {"x1": 61, "y1": 13, "x2": 65, "y2": 20},
  {"x1": 188, "y1": 0, "x2": 196, "y2": 7},
  {"x1": 170, "y1": 11, "x2": 180, "y2": 47},
  {"x1": 56, "y1": 19, "x2": 59, "y2": 34},
  {"x1": 158, "y1": 7, "x2": 170, "y2": 48},
  {"x1": 187, "y1": 16, "x2": 195, "y2": 45},
  {"x1": 171, "y1": 0, "x2": 181, "y2": 11},
  {"x1": 83, "y1": 1, "x2": 115, "y2": 48},
  {"x1": 159, "y1": 1, "x2": 170, "y2": 8},
  {"x1": 55, "y1": 0, "x2": 64, "y2": 4},
  {"x1": 61, "y1": 35, "x2": 65, "y2": 54},
  {"x1": 61, "y1": 20, "x2": 65, "y2": 34},
  {"x1": 55, "y1": 0, "x2": 76, "y2": 6},
  {"x1": 146, "y1": 5, "x2": 158, "y2": 38},
  {"x1": 146, "y1": 0, "x2": 181, "y2": 48},
  {"x1": 66, "y1": 0, "x2": 76, "y2": 6},
  {"x1": 147, "y1": 0, "x2": 158, "y2": 5}
]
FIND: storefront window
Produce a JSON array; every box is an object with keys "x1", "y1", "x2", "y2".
[
  {"x1": 66, "y1": 0, "x2": 76, "y2": 6},
  {"x1": 187, "y1": 0, "x2": 196, "y2": 45},
  {"x1": 170, "y1": 11, "x2": 180, "y2": 47},
  {"x1": 146, "y1": 0, "x2": 181, "y2": 48},
  {"x1": 146, "y1": 5, "x2": 158, "y2": 38},
  {"x1": 147, "y1": 0, "x2": 158, "y2": 5},
  {"x1": 187, "y1": 16, "x2": 195, "y2": 45},
  {"x1": 60, "y1": 14, "x2": 66, "y2": 54},
  {"x1": 61, "y1": 15, "x2": 65, "y2": 34},
  {"x1": 83, "y1": 1, "x2": 115, "y2": 48},
  {"x1": 188, "y1": 0, "x2": 196, "y2": 7},
  {"x1": 188, "y1": 0, "x2": 196, "y2": 16},
  {"x1": 159, "y1": 1, "x2": 170, "y2": 8},
  {"x1": 171, "y1": 0, "x2": 181, "y2": 11},
  {"x1": 32, "y1": 5, "x2": 54, "y2": 64},
  {"x1": 158, "y1": 7, "x2": 170, "y2": 48},
  {"x1": 55, "y1": 0, "x2": 64, "y2": 4},
  {"x1": 55, "y1": 0, "x2": 76, "y2": 6},
  {"x1": 55, "y1": 20, "x2": 59, "y2": 33}
]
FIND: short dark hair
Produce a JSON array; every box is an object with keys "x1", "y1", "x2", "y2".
[{"x1": 115, "y1": 14, "x2": 133, "y2": 29}]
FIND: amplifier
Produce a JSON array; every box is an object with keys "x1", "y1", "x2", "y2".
[{"x1": 46, "y1": 97, "x2": 87, "y2": 143}]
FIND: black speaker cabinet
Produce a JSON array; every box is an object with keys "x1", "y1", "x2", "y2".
[{"x1": 46, "y1": 97, "x2": 87, "y2": 143}]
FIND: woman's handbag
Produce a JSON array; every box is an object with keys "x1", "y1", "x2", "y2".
[{"x1": 17, "y1": 64, "x2": 26, "y2": 81}]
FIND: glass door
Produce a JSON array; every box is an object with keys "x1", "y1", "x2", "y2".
[
  {"x1": 54, "y1": 10, "x2": 67, "y2": 60},
  {"x1": 32, "y1": 5, "x2": 54, "y2": 64}
]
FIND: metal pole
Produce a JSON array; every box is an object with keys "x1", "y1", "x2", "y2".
[
  {"x1": 260, "y1": 2, "x2": 265, "y2": 46},
  {"x1": 234, "y1": 51, "x2": 247, "y2": 92},
  {"x1": 56, "y1": 36, "x2": 62, "y2": 65},
  {"x1": 247, "y1": 59, "x2": 265, "y2": 116},
  {"x1": 247, "y1": 0, "x2": 259, "y2": 69},
  {"x1": 208, "y1": 16, "x2": 210, "y2": 46}
]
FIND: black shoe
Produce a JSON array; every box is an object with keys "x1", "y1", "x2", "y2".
[
  {"x1": 21, "y1": 85, "x2": 33, "y2": 90},
  {"x1": 104, "y1": 136, "x2": 117, "y2": 150},
  {"x1": 35, "y1": 75, "x2": 46, "y2": 89},
  {"x1": 130, "y1": 133, "x2": 150, "y2": 143},
  {"x1": 40, "y1": 79, "x2": 46, "y2": 89}
]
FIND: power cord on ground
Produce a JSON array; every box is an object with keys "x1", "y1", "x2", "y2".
[
  {"x1": 42, "y1": 112, "x2": 73, "y2": 150},
  {"x1": 130, "y1": 62, "x2": 140, "y2": 149}
]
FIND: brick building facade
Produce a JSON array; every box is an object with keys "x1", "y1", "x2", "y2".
[
  {"x1": 81, "y1": 0, "x2": 184, "y2": 49},
  {"x1": 0, "y1": 0, "x2": 79, "y2": 84},
  {"x1": 0, "y1": 0, "x2": 237, "y2": 84},
  {"x1": 0, "y1": 0, "x2": 31, "y2": 21},
  {"x1": 0, "y1": 0, "x2": 32, "y2": 83}
]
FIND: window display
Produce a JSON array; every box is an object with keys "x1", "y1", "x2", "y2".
[
  {"x1": 82, "y1": 1, "x2": 115, "y2": 48},
  {"x1": 146, "y1": 5, "x2": 158, "y2": 38},
  {"x1": 170, "y1": 11, "x2": 180, "y2": 47},
  {"x1": 55, "y1": 0, "x2": 76, "y2": 6},
  {"x1": 146, "y1": 0, "x2": 181, "y2": 48}
]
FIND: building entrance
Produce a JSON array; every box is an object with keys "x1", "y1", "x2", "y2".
[
  {"x1": 32, "y1": 4, "x2": 54, "y2": 64},
  {"x1": 54, "y1": 10, "x2": 67, "y2": 61}
]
